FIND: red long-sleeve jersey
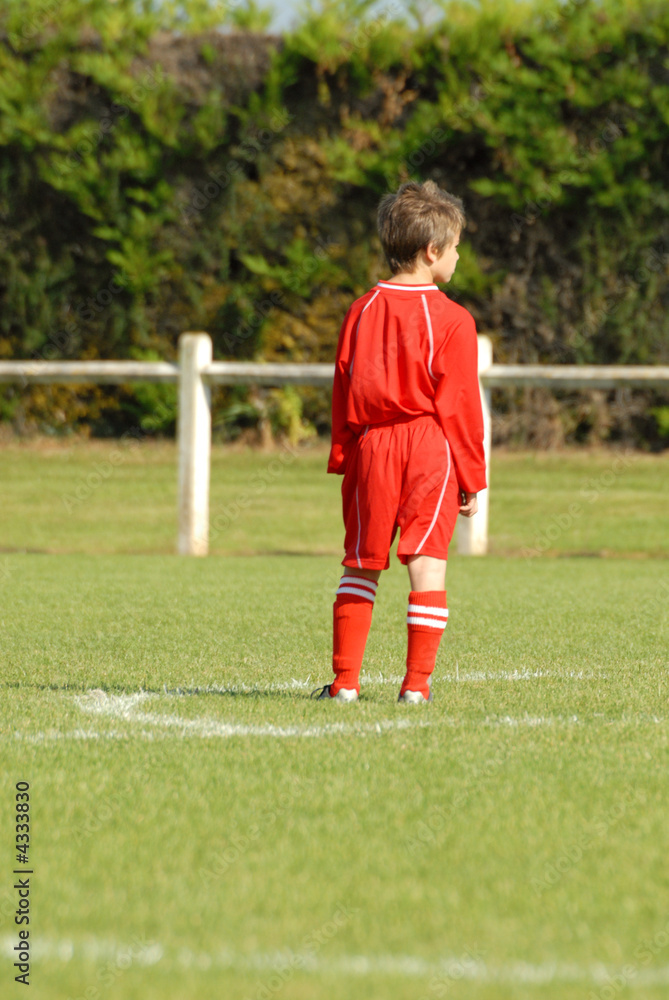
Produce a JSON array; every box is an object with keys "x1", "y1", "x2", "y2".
[{"x1": 327, "y1": 280, "x2": 487, "y2": 494}]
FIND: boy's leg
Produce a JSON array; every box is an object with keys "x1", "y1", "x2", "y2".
[
  {"x1": 331, "y1": 567, "x2": 381, "y2": 696},
  {"x1": 395, "y1": 421, "x2": 459, "y2": 700},
  {"x1": 400, "y1": 555, "x2": 447, "y2": 699},
  {"x1": 326, "y1": 425, "x2": 399, "y2": 698}
]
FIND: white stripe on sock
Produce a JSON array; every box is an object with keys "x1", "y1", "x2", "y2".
[
  {"x1": 341, "y1": 575, "x2": 377, "y2": 592},
  {"x1": 407, "y1": 604, "x2": 448, "y2": 618},
  {"x1": 407, "y1": 616, "x2": 447, "y2": 630},
  {"x1": 337, "y1": 586, "x2": 376, "y2": 602},
  {"x1": 339, "y1": 576, "x2": 377, "y2": 601}
]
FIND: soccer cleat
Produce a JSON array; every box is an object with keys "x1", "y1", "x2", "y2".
[
  {"x1": 398, "y1": 687, "x2": 433, "y2": 704},
  {"x1": 310, "y1": 684, "x2": 358, "y2": 703}
]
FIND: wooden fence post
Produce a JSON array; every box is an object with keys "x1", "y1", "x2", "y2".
[
  {"x1": 177, "y1": 333, "x2": 212, "y2": 556},
  {"x1": 3, "y1": 348, "x2": 667, "y2": 560},
  {"x1": 457, "y1": 335, "x2": 493, "y2": 556}
]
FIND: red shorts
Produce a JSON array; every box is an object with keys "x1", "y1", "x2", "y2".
[{"x1": 341, "y1": 415, "x2": 460, "y2": 570}]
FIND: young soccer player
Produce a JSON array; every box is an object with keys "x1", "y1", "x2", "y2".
[{"x1": 311, "y1": 179, "x2": 487, "y2": 704}]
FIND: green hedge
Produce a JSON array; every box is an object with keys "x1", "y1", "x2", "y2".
[{"x1": 0, "y1": 0, "x2": 667, "y2": 446}]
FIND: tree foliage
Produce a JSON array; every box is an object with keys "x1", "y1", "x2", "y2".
[{"x1": 0, "y1": 0, "x2": 667, "y2": 445}]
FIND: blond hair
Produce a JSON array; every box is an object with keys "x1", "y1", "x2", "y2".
[{"x1": 377, "y1": 180, "x2": 465, "y2": 274}]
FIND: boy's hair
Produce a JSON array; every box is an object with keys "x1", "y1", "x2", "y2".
[{"x1": 377, "y1": 180, "x2": 465, "y2": 274}]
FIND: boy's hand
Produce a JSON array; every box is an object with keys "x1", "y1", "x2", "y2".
[{"x1": 458, "y1": 491, "x2": 478, "y2": 517}]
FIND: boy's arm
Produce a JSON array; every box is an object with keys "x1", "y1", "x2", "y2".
[
  {"x1": 327, "y1": 357, "x2": 356, "y2": 474},
  {"x1": 432, "y1": 313, "x2": 487, "y2": 494},
  {"x1": 327, "y1": 306, "x2": 357, "y2": 475}
]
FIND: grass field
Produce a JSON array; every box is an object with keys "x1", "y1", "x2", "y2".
[{"x1": 1, "y1": 439, "x2": 668, "y2": 1000}]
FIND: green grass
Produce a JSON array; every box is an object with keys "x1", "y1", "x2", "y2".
[
  {"x1": 1, "y1": 440, "x2": 668, "y2": 999},
  {"x1": 490, "y1": 449, "x2": 669, "y2": 557},
  {"x1": 1, "y1": 438, "x2": 667, "y2": 556}
]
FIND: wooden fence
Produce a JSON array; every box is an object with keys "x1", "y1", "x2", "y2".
[{"x1": 1, "y1": 332, "x2": 668, "y2": 556}]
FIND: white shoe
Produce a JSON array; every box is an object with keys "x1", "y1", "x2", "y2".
[
  {"x1": 310, "y1": 684, "x2": 358, "y2": 703},
  {"x1": 398, "y1": 688, "x2": 433, "y2": 704}
]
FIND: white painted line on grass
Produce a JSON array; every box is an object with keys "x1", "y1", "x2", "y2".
[
  {"x1": 74, "y1": 691, "x2": 430, "y2": 739},
  {"x1": 484, "y1": 715, "x2": 578, "y2": 728},
  {"x1": 7, "y1": 692, "x2": 666, "y2": 745},
  {"x1": 12, "y1": 712, "x2": 665, "y2": 744},
  {"x1": 438, "y1": 668, "x2": 602, "y2": 683},
  {"x1": 157, "y1": 668, "x2": 603, "y2": 696},
  {"x1": 3, "y1": 935, "x2": 669, "y2": 986}
]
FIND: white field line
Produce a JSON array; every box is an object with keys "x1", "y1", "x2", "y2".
[
  {"x1": 6, "y1": 692, "x2": 666, "y2": 745},
  {"x1": 3, "y1": 935, "x2": 669, "y2": 986},
  {"x1": 72, "y1": 691, "x2": 669, "y2": 734},
  {"x1": 10, "y1": 712, "x2": 666, "y2": 746},
  {"x1": 158, "y1": 668, "x2": 603, "y2": 696},
  {"x1": 72, "y1": 691, "x2": 429, "y2": 739}
]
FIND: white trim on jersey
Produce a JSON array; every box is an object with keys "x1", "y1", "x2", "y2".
[
  {"x1": 349, "y1": 289, "x2": 381, "y2": 375},
  {"x1": 377, "y1": 282, "x2": 439, "y2": 292},
  {"x1": 414, "y1": 439, "x2": 452, "y2": 554},
  {"x1": 421, "y1": 293, "x2": 436, "y2": 380}
]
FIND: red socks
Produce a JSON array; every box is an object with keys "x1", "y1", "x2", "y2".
[
  {"x1": 331, "y1": 575, "x2": 378, "y2": 695},
  {"x1": 330, "y1": 582, "x2": 446, "y2": 700},
  {"x1": 400, "y1": 591, "x2": 448, "y2": 699}
]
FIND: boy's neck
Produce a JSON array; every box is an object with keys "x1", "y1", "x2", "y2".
[{"x1": 385, "y1": 262, "x2": 436, "y2": 285}]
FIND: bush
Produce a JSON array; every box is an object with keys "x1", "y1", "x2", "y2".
[{"x1": 0, "y1": 0, "x2": 667, "y2": 446}]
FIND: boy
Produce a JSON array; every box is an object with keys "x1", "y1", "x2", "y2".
[{"x1": 311, "y1": 180, "x2": 486, "y2": 704}]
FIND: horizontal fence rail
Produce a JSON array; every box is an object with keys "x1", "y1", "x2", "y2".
[
  {"x1": 204, "y1": 362, "x2": 334, "y2": 387},
  {"x1": 3, "y1": 361, "x2": 669, "y2": 390},
  {"x1": 483, "y1": 364, "x2": 669, "y2": 390},
  {"x1": 2, "y1": 333, "x2": 668, "y2": 556},
  {"x1": 0, "y1": 361, "x2": 179, "y2": 384}
]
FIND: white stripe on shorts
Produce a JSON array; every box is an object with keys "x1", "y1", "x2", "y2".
[
  {"x1": 354, "y1": 487, "x2": 363, "y2": 568},
  {"x1": 414, "y1": 440, "x2": 452, "y2": 554}
]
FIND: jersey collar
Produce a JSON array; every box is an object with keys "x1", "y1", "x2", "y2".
[{"x1": 377, "y1": 281, "x2": 439, "y2": 291}]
